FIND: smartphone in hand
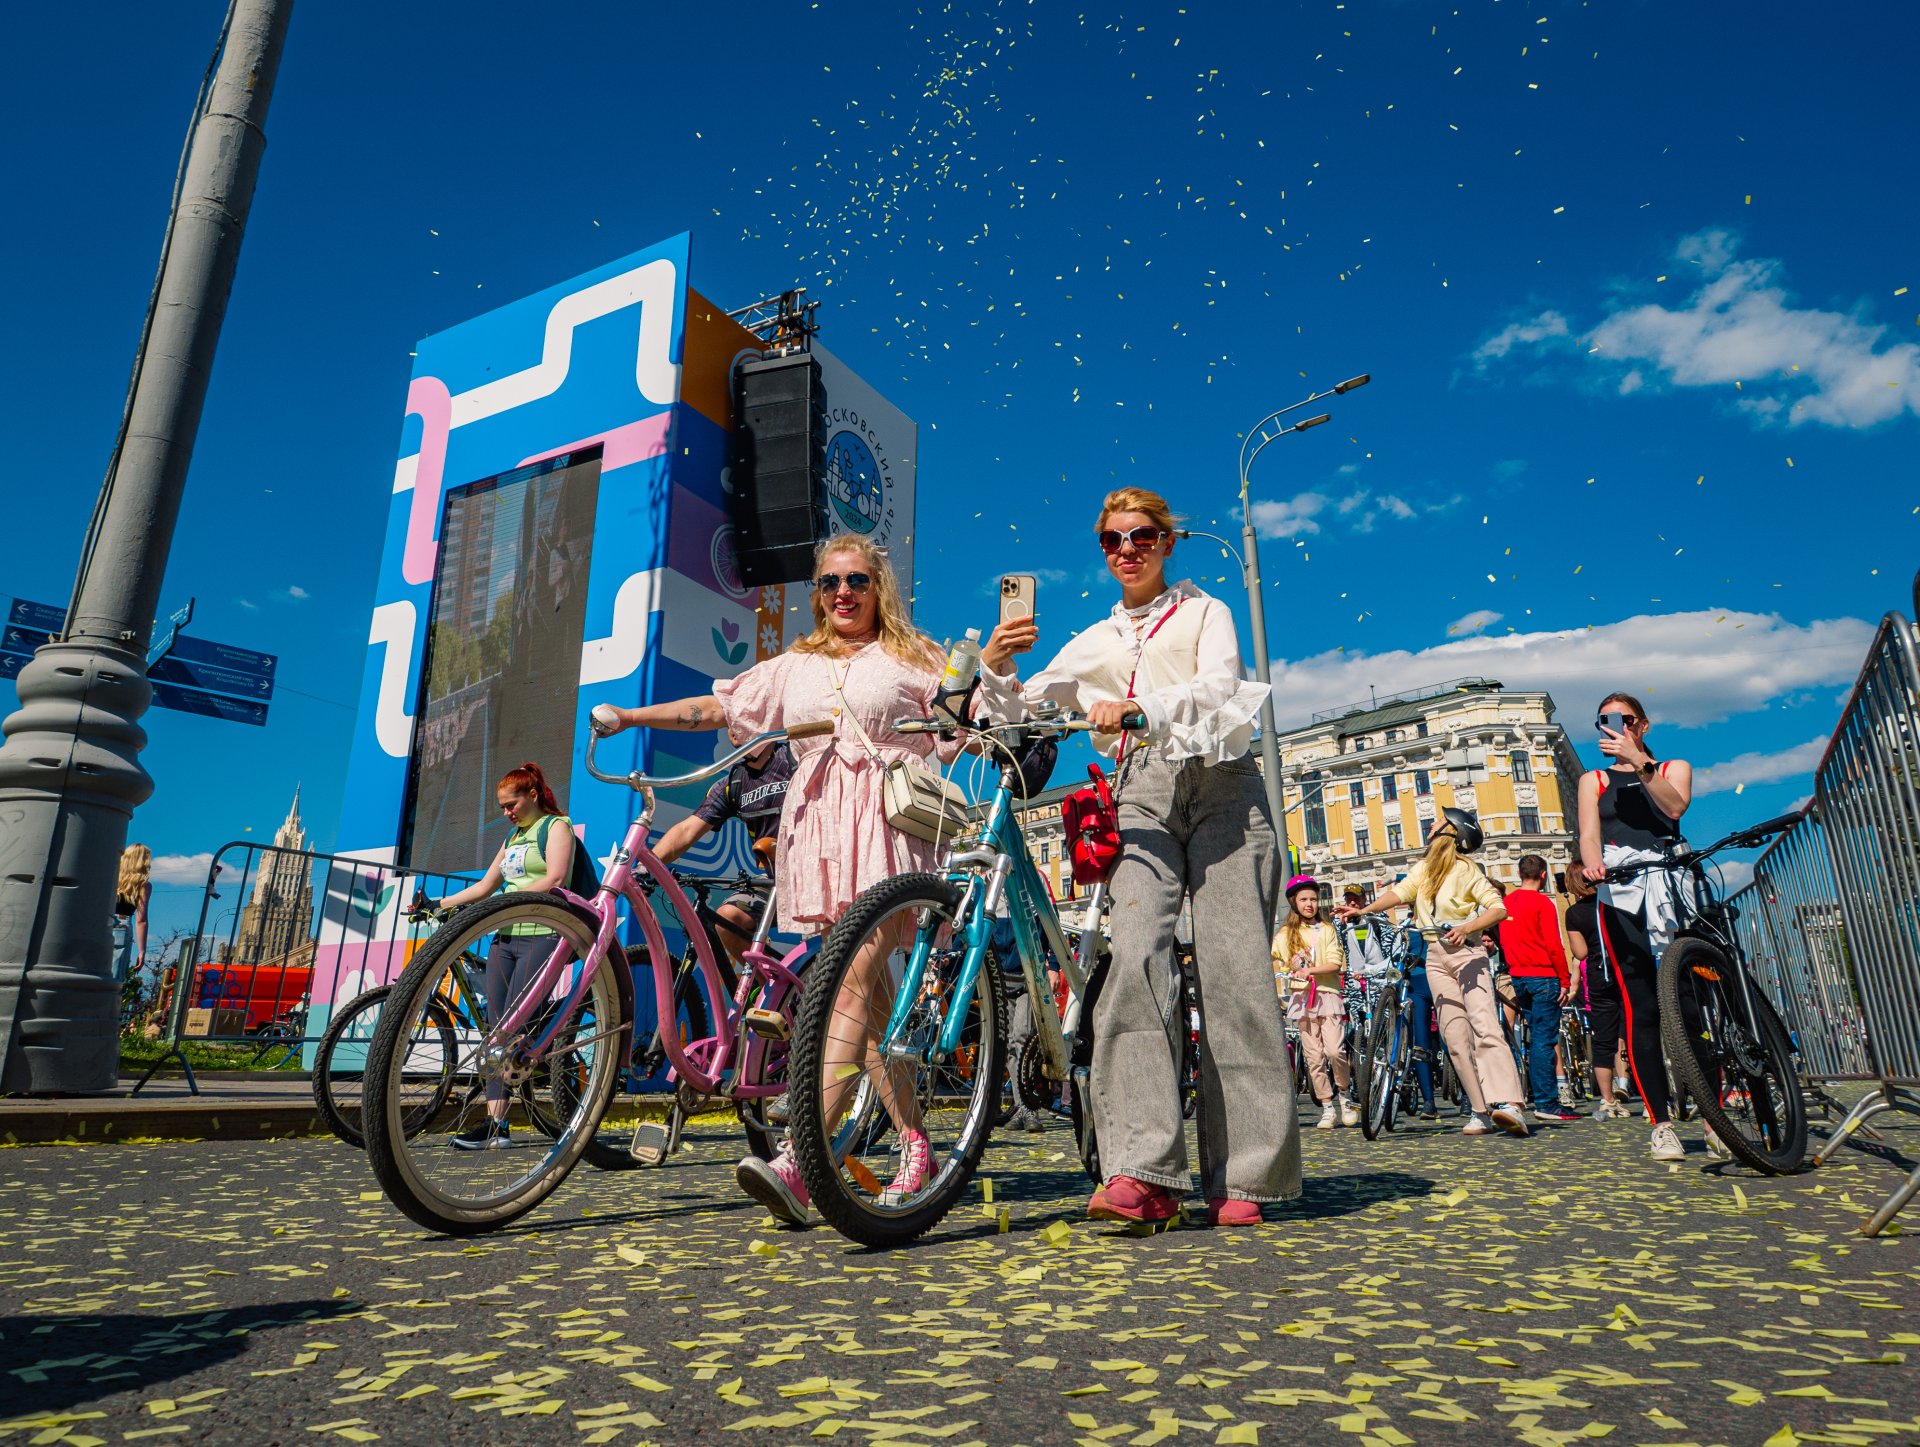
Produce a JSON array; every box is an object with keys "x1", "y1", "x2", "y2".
[{"x1": 999, "y1": 574, "x2": 1037, "y2": 628}]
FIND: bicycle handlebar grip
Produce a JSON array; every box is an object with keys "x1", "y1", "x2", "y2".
[
  {"x1": 589, "y1": 704, "x2": 623, "y2": 737},
  {"x1": 1120, "y1": 710, "x2": 1148, "y2": 731},
  {"x1": 785, "y1": 719, "x2": 836, "y2": 739},
  {"x1": 1743, "y1": 812, "x2": 1803, "y2": 840}
]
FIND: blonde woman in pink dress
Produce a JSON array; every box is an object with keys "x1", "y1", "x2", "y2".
[{"x1": 595, "y1": 533, "x2": 961, "y2": 1225}]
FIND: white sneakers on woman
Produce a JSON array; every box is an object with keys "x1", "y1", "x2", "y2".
[
  {"x1": 1315, "y1": 1098, "x2": 1363, "y2": 1130},
  {"x1": 1649, "y1": 1122, "x2": 1686, "y2": 1161}
]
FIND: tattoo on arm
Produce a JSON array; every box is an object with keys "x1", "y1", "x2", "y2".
[{"x1": 678, "y1": 703, "x2": 704, "y2": 727}]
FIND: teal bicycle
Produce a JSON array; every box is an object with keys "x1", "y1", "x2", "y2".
[{"x1": 786, "y1": 702, "x2": 1134, "y2": 1246}]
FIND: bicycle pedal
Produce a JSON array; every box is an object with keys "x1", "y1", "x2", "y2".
[
  {"x1": 744, "y1": 1008, "x2": 790, "y2": 1041},
  {"x1": 629, "y1": 1121, "x2": 673, "y2": 1166}
]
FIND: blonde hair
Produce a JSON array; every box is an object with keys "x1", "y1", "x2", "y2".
[
  {"x1": 1096, "y1": 486, "x2": 1180, "y2": 536},
  {"x1": 790, "y1": 533, "x2": 942, "y2": 670},
  {"x1": 1418, "y1": 829, "x2": 1460, "y2": 910},
  {"x1": 117, "y1": 844, "x2": 152, "y2": 905},
  {"x1": 1274, "y1": 889, "x2": 1322, "y2": 963}
]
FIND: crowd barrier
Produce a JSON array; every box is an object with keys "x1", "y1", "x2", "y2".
[
  {"x1": 1724, "y1": 604, "x2": 1920, "y2": 1235},
  {"x1": 132, "y1": 841, "x2": 477, "y2": 1095}
]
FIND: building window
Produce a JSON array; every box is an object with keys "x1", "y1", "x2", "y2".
[
  {"x1": 1354, "y1": 828, "x2": 1370, "y2": 857},
  {"x1": 1511, "y1": 751, "x2": 1533, "y2": 784},
  {"x1": 1382, "y1": 774, "x2": 1399, "y2": 802},
  {"x1": 1349, "y1": 781, "x2": 1365, "y2": 810},
  {"x1": 1038, "y1": 841, "x2": 1051, "y2": 864},
  {"x1": 1420, "y1": 816, "x2": 1435, "y2": 844},
  {"x1": 1416, "y1": 720, "x2": 1429, "y2": 738},
  {"x1": 1385, "y1": 728, "x2": 1400, "y2": 744},
  {"x1": 1303, "y1": 770, "x2": 1328, "y2": 847},
  {"x1": 1352, "y1": 735, "x2": 1368, "y2": 752},
  {"x1": 1387, "y1": 823, "x2": 1403, "y2": 852},
  {"x1": 1414, "y1": 770, "x2": 1431, "y2": 796},
  {"x1": 1519, "y1": 807, "x2": 1541, "y2": 834}
]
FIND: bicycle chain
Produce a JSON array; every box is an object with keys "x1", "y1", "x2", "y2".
[{"x1": 1016, "y1": 1033, "x2": 1053, "y2": 1111}]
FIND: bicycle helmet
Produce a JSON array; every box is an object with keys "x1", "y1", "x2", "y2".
[
  {"x1": 1284, "y1": 873, "x2": 1321, "y2": 900},
  {"x1": 1437, "y1": 806, "x2": 1484, "y2": 854}
]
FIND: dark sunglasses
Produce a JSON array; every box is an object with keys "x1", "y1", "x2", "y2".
[
  {"x1": 1098, "y1": 526, "x2": 1166, "y2": 554},
  {"x1": 814, "y1": 571, "x2": 872, "y2": 594}
]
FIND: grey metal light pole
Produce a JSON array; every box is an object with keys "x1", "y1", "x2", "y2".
[
  {"x1": 0, "y1": 0, "x2": 293, "y2": 1093},
  {"x1": 1235, "y1": 374, "x2": 1371, "y2": 885}
]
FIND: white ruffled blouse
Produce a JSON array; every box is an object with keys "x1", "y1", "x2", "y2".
[{"x1": 977, "y1": 581, "x2": 1270, "y2": 764}]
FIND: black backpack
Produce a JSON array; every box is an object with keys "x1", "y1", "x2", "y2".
[{"x1": 536, "y1": 815, "x2": 602, "y2": 898}]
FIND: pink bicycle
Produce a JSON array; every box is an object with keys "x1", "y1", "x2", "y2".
[{"x1": 362, "y1": 713, "x2": 833, "y2": 1234}]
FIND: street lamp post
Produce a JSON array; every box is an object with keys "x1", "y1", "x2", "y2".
[{"x1": 1233, "y1": 374, "x2": 1371, "y2": 895}]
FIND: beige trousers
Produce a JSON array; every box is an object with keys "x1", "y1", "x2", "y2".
[
  {"x1": 1294, "y1": 1012, "x2": 1350, "y2": 1102},
  {"x1": 1425, "y1": 937, "x2": 1524, "y2": 1114}
]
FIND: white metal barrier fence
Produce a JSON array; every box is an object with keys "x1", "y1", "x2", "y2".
[{"x1": 1726, "y1": 606, "x2": 1920, "y2": 1234}]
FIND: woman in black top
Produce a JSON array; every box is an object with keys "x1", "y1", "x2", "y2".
[
  {"x1": 1577, "y1": 691, "x2": 1703, "y2": 1163},
  {"x1": 1562, "y1": 868, "x2": 1630, "y2": 1118}
]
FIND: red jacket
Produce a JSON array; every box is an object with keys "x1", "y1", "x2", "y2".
[{"x1": 1500, "y1": 886, "x2": 1569, "y2": 987}]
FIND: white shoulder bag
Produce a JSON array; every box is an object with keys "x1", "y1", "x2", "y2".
[{"x1": 830, "y1": 657, "x2": 970, "y2": 844}]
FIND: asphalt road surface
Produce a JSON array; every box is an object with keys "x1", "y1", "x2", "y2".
[{"x1": 3, "y1": 1104, "x2": 1916, "y2": 1446}]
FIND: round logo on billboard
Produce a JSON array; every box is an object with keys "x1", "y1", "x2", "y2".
[
  {"x1": 711, "y1": 525, "x2": 750, "y2": 601},
  {"x1": 826, "y1": 430, "x2": 883, "y2": 535}
]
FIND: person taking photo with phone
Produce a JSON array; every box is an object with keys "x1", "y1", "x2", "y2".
[
  {"x1": 1576, "y1": 693, "x2": 1727, "y2": 1163},
  {"x1": 979, "y1": 485, "x2": 1296, "y2": 1228}
]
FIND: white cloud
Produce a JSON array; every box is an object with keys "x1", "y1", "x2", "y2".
[
  {"x1": 1480, "y1": 230, "x2": 1920, "y2": 428},
  {"x1": 150, "y1": 852, "x2": 215, "y2": 886},
  {"x1": 236, "y1": 598, "x2": 259, "y2": 612},
  {"x1": 1695, "y1": 735, "x2": 1829, "y2": 795},
  {"x1": 1446, "y1": 609, "x2": 1503, "y2": 637},
  {"x1": 1715, "y1": 859, "x2": 1756, "y2": 894},
  {"x1": 286, "y1": 585, "x2": 310, "y2": 600},
  {"x1": 1269, "y1": 608, "x2": 1873, "y2": 731},
  {"x1": 1250, "y1": 492, "x2": 1327, "y2": 539},
  {"x1": 1471, "y1": 310, "x2": 1571, "y2": 367}
]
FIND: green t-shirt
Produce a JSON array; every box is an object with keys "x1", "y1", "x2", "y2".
[{"x1": 499, "y1": 813, "x2": 570, "y2": 936}]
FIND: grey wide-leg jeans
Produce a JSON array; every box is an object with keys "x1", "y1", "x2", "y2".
[{"x1": 1090, "y1": 752, "x2": 1301, "y2": 1202}]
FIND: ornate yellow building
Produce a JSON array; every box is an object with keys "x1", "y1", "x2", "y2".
[{"x1": 1270, "y1": 676, "x2": 1583, "y2": 895}]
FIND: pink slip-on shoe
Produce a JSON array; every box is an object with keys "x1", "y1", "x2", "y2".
[
  {"x1": 1206, "y1": 1197, "x2": 1262, "y2": 1227},
  {"x1": 1087, "y1": 1175, "x2": 1179, "y2": 1224}
]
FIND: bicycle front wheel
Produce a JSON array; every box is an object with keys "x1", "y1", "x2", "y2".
[
  {"x1": 363, "y1": 894, "x2": 630, "y2": 1234},
  {"x1": 1658, "y1": 937, "x2": 1807, "y2": 1174},
  {"x1": 1358, "y1": 984, "x2": 1402, "y2": 1141},
  {"x1": 789, "y1": 874, "x2": 1006, "y2": 1247},
  {"x1": 313, "y1": 986, "x2": 455, "y2": 1148}
]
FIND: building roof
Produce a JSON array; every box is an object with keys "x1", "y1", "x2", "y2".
[{"x1": 1330, "y1": 698, "x2": 1431, "y2": 740}]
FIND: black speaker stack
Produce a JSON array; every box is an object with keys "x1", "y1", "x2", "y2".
[{"x1": 731, "y1": 352, "x2": 828, "y2": 586}]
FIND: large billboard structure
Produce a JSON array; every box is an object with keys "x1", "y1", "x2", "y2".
[{"x1": 321, "y1": 234, "x2": 917, "y2": 1034}]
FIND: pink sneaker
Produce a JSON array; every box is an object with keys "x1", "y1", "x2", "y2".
[
  {"x1": 880, "y1": 1129, "x2": 932, "y2": 1205},
  {"x1": 1088, "y1": 1175, "x2": 1179, "y2": 1224},
  {"x1": 736, "y1": 1142, "x2": 810, "y2": 1226},
  {"x1": 1206, "y1": 1197, "x2": 1262, "y2": 1228}
]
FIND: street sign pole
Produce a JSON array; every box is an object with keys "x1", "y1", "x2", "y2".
[{"x1": 0, "y1": 0, "x2": 291, "y2": 1093}]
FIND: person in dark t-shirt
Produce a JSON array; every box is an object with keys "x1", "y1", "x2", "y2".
[{"x1": 652, "y1": 741, "x2": 795, "y2": 964}]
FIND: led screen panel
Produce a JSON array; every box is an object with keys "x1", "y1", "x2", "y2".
[{"x1": 402, "y1": 448, "x2": 602, "y2": 873}]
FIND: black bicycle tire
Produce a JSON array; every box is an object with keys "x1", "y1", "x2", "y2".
[
  {"x1": 313, "y1": 986, "x2": 457, "y2": 1148},
  {"x1": 788, "y1": 873, "x2": 1006, "y2": 1247},
  {"x1": 1657, "y1": 936, "x2": 1807, "y2": 1174},
  {"x1": 363, "y1": 894, "x2": 629, "y2": 1234},
  {"x1": 1358, "y1": 983, "x2": 1402, "y2": 1141}
]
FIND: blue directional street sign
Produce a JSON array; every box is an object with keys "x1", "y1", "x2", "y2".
[
  {"x1": 149, "y1": 679, "x2": 270, "y2": 727},
  {"x1": 2, "y1": 596, "x2": 276, "y2": 726},
  {"x1": 7, "y1": 598, "x2": 68, "y2": 635}
]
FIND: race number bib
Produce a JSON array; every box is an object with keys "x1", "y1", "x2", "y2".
[{"x1": 502, "y1": 842, "x2": 531, "y2": 882}]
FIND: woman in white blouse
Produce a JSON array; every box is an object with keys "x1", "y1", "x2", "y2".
[{"x1": 980, "y1": 486, "x2": 1299, "y2": 1227}]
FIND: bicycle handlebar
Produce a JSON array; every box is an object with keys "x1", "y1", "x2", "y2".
[
  {"x1": 1602, "y1": 810, "x2": 1804, "y2": 882},
  {"x1": 893, "y1": 710, "x2": 1147, "y2": 737},
  {"x1": 583, "y1": 712, "x2": 832, "y2": 793}
]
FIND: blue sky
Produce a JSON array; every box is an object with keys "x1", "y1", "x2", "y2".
[{"x1": 4, "y1": 2, "x2": 1915, "y2": 942}]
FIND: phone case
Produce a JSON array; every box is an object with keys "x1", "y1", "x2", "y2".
[{"x1": 999, "y1": 574, "x2": 1037, "y2": 627}]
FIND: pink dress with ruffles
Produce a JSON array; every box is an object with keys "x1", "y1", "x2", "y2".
[{"x1": 713, "y1": 642, "x2": 963, "y2": 934}]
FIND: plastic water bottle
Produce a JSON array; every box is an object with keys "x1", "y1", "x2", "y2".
[{"x1": 940, "y1": 627, "x2": 983, "y2": 693}]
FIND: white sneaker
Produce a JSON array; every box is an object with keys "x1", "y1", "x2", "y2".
[
  {"x1": 1315, "y1": 1103, "x2": 1338, "y2": 1130},
  {"x1": 1649, "y1": 1122, "x2": 1685, "y2": 1162},
  {"x1": 1338, "y1": 1097, "x2": 1362, "y2": 1128},
  {"x1": 1591, "y1": 1099, "x2": 1620, "y2": 1121},
  {"x1": 1462, "y1": 1112, "x2": 1494, "y2": 1136},
  {"x1": 1703, "y1": 1124, "x2": 1734, "y2": 1162},
  {"x1": 1490, "y1": 1103, "x2": 1531, "y2": 1137},
  {"x1": 1556, "y1": 1079, "x2": 1573, "y2": 1108}
]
